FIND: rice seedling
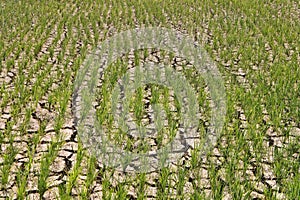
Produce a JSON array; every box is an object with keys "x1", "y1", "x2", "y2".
[{"x1": 0, "y1": 0, "x2": 298, "y2": 199}]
